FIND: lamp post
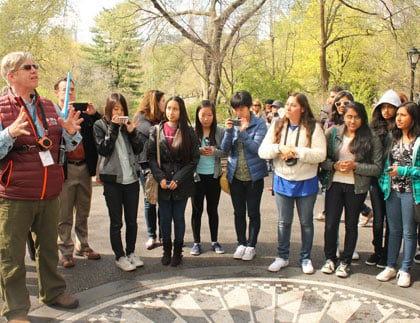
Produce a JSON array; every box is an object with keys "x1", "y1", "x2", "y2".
[{"x1": 408, "y1": 47, "x2": 420, "y2": 101}]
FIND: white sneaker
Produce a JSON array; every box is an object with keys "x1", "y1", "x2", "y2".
[
  {"x1": 335, "y1": 262, "x2": 350, "y2": 278},
  {"x1": 321, "y1": 259, "x2": 335, "y2": 274},
  {"x1": 302, "y1": 259, "x2": 314, "y2": 274},
  {"x1": 128, "y1": 253, "x2": 144, "y2": 267},
  {"x1": 115, "y1": 256, "x2": 136, "y2": 271},
  {"x1": 242, "y1": 247, "x2": 256, "y2": 261},
  {"x1": 268, "y1": 257, "x2": 289, "y2": 272},
  {"x1": 352, "y1": 251, "x2": 360, "y2": 260},
  {"x1": 397, "y1": 270, "x2": 411, "y2": 288},
  {"x1": 233, "y1": 245, "x2": 246, "y2": 259},
  {"x1": 145, "y1": 238, "x2": 156, "y2": 250},
  {"x1": 376, "y1": 267, "x2": 397, "y2": 282}
]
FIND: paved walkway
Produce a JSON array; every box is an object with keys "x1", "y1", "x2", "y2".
[{"x1": 2, "y1": 179, "x2": 420, "y2": 322}]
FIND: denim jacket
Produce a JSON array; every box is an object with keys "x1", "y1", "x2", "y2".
[{"x1": 221, "y1": 112, "x2": 268, "y2": 183}]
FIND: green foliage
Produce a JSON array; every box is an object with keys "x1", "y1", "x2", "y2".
[
  {"x1": 81, "y1": 1, "x2": 143, "y2": 108},
  {"x1": 0, "y1": 0, "x2": 419, "y2": 117}
]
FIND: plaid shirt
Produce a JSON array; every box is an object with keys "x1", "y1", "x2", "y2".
[{"x1": 379, "y1": 136, "x2": 420, "y2": 203}]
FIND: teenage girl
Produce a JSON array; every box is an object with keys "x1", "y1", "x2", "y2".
[{"x1": 190, "y1": 100, "x2": 227, "y2": 256}]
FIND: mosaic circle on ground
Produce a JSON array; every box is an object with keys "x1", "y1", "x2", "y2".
[{"x1": 65, "y1": 278, "x2": 420, "y2": 322}]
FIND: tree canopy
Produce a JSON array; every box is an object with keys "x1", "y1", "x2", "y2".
[{"x1": 0, "y1": 0, "x2": 419, "y2": 115}]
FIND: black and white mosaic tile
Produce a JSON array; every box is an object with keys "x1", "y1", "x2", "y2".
[{"x1": 62, "y1": 278, "x2": 420, "y2": 322}]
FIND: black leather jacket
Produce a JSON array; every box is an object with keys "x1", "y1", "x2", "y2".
[{"x1": 148, "y1": 122, "x2": 200, "y2": 200}]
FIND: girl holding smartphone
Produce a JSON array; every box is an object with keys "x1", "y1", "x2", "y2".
[
  {"x1": 94, "y1": 93, "x2": 145, "y2": 272},
  {"x1": 190, "y1": 100, "x2": 227, "y2": 255}
]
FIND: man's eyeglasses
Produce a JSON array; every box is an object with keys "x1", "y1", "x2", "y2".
[
  {"x1": 335, "y1": 101, "x2": 351, "y2": 108},
  {"x1": 19, "y1": 64, "x2": 39, "y2": 71}
]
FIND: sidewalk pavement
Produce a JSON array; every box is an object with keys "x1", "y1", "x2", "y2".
[{"x1": 1, "y1": 177, "x2": 419, "y2": 322}]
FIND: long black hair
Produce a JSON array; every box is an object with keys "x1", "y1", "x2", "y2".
[
  {"x1": 166, "y1": 96, "x2": 192, "y2": 166},
  {"x1": 330, "y1": 90, "x2": 354, "y2": 126},
  {"x1": 104, "y1": 93, "x2": 128, "y2": 123},
  {"x1": 195, "y1": 100, "x2": 217, "y2": 146},
  {"x1": 391, "y1": 102, "x2": 420, "y2": 142},
  {"x1": 344, "y1": 101, "x2": 373, "y2": 162},
  {"x1": 370, "y1": 102, "x2": 397, "y2": 147}
]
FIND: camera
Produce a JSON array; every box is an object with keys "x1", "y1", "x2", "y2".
[
  {"x1": 231, "y1": 119, "x2": 241, "y2": 126},
  {"x1": 38, "y1": 136, "x2": 52, "y2": 150},
  {"x1": 72, "y1": 102, "x2": 88, "y2": 112},
  {"x1": 285, "y1": 158, "x2": 298, "y2": 166}
]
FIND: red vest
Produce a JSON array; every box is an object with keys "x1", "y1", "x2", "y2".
[{"x1": 0, "y1": 91, "x2": 64, "y2": 200}]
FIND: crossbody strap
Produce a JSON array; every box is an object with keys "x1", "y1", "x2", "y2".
[
  {"x1": 156, "y1": 125, "x2": 161, "y2": 168},
  {"x1": 330, "y1": 126, "x2": 337, "y2": 155}
]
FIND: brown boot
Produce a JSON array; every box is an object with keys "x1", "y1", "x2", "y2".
[{"x1": 50, "y1": 294, "x2": 79, "y2": 309}]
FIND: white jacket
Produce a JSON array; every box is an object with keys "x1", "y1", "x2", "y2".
[{"x1": 258, "y1": 122, "x2": 326, "y2": 181}]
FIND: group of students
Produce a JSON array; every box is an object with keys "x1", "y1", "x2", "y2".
[
  {"x1": 94, "y1": 87, "x2": 420, "y2": 290},
  {"x1": 258, "y1": 88, "x2": 420, "y2": 288}
]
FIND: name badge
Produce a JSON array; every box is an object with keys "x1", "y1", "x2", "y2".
[{"x1": 39, "y1": 150, "x2": 54, "y2": 167}]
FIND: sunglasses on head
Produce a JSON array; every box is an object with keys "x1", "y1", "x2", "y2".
[
  {"x1": 335, "y1": 101, "x2": 351, "y2": 107},
  {"x1": 20, "y1": 64, "x2": 39, "y2": 71}
]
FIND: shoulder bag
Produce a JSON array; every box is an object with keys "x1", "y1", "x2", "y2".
[{"x1": 145, "y1": 125, "x2": 160, "y2": 205}]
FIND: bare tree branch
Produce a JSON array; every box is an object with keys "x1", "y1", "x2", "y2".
[{"x1": 337, "y1": 0, "x2": 377, "y2": 16}]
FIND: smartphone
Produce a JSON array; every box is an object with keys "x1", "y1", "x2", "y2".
[
  {"x1": 72, "y1": 102, "x2": 88, "y2": 112},
  {"x1": 117, "y1": 116, "x2": 129, "y2": 124},
  {"x1": 231, "y1": 119, "x2": 241, "y2": 126},
  {"x1": 385, "y1": 167, "x2": 393, "y2": 172}
]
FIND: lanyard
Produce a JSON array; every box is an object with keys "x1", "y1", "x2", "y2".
[
  {"x1": 283, "y1": 121, "x2": 300, "y2": 147},
  {"x1": 15, "y1": 93, "x2": 49, "y2": 139}
]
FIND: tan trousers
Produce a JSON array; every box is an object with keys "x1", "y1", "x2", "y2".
[
  {"x1": 0, "y1": 198, "x2": 66, "y2": 320},
  {"x1": 58, "y1": 163, "x2": 92, "y2": 256}
]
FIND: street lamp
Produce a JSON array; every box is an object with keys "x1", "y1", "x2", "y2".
[{"x1": 408, "y1": 47, "x2": 420, "y2": 101}]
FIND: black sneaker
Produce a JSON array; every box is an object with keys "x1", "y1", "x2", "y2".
[
  {"x1": 365, "y1": 253, "x2": 380, "y2": 266},
  {"x1": 376, "y1": 256, "x2": 387, "y2": 269},
  {"x1": 414, "y1": 252, "x2": 420, "y2": 264}
]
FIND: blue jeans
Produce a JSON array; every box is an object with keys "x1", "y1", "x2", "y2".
[
  {"x1": 386, "y1": 190, "x2": 417, "y2": 272},
  {"x1": 158, "y1": 198, "x2": 187, "y2": 243},
  {"x1": 230, "y1": 178, "x2": 264, "y2": 247},
  {"x1": 275, "y1": 192, "x2": 317, "y2": 262}
]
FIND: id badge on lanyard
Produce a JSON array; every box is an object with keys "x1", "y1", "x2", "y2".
[{"x1": 39, "y1": 150, "x2": 54, "y2": 166}]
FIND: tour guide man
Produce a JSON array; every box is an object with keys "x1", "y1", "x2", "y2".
[{"x1": 0, "y1": 51, "x2": 81, "y2": 322}]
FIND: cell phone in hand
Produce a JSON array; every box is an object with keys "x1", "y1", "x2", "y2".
[
  {"x1": 72, "y1": 102, "x2": 88, "y2": 112},
  {"x1": 117, "y1": 116, "x2": 129, "y2": 124},
  {"x1": 385, "y1": 167, "x2": 393, "y2": 172},
  {"x1": 231, "y1": 119, "x2": 241, "y2": 126}
]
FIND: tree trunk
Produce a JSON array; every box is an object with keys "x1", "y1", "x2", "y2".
[{"x1": 320, "y1": 0, "x2": 329, "y2": 96}]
